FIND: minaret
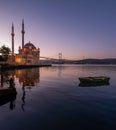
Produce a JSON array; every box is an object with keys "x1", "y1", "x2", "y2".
[
  {"x1": 21, "y1": 19, "x2": 25, "y2": 49},
  {"x1": 11, "y1": 23, "x2": 14, "y2": 59}
]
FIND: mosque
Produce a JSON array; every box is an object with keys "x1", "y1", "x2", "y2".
[{"x1": 10, "y1": 20, "x2": 40, "y2": 65}]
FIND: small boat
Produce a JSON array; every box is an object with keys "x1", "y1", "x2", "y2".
[
  {"x1": 0, "y1": 87, "x2": 17, "y2": 97},
  {"x1": 0, "y1": 92, "x2": 16, "y2": 106},
  {"x1": 78, "y1": 76, "x2": 110, "y2": 86},
  {"x1": 0, "y1": 88, "x2": 17, "y2": 109}
]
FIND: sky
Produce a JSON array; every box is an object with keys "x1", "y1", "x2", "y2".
[{"x1": 0, "y1": 0, "x2": 116, "y2": 60}]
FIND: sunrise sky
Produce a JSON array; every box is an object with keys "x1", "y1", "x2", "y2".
[{"x1": 0, "y1": 0, "x2": 116, "y2": 60}]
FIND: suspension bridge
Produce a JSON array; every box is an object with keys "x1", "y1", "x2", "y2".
[{"x1": 40, "y1": 53, "x2": 66, "y2": 64}]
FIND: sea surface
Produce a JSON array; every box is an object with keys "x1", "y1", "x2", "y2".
[{"x1": 0, "y1": 64, "x2": 116, "y2": 130}]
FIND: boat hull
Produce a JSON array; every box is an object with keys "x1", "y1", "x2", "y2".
[
  {"x1": 0, "y1": 88, "x2": 17, "y2": 106},
  {"x1": 0, "y1": 88, "x2": 17, "y2": 97},
  {"x1": 79, "y1": 76, "x2": 110, "y2": 86}
]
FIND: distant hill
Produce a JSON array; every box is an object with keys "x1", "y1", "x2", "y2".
[
  {"x1": 40, "y1": 58, "x2": 116, "y2": 64},
  {"x1": 67, "y1": 58, "x2": 116, "y2": 64}
]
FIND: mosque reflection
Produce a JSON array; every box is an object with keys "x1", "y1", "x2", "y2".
[
  {"x1": 0, "y1": 68, "x2": 40, "y2": 111},
  {"x1": 15, "y1": 68, "x2": 40, "y2": 111},
  {"x1": 15, "y1": 68, "x2": 40, "y2": 88}
]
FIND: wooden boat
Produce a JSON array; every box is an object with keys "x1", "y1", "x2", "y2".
[
  {"x1": 0, "y1": 87, "x2": 17, "y2": 97},
  {"x1": 0, "y1": 92, "x2": 16, "y2": 106},
  {"x1": 79, "y1": 76, "x2": 110, "y2": 86}
]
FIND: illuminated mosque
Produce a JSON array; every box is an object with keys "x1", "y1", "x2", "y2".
[{"x1": 10, "y1": 20, "x2": 40, "y2": 65}]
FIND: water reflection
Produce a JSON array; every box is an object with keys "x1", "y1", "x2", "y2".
[
  {"x1": 15, "y1": 68, "x2": 40, "y2": 88},
  {"x1": 0, "y1": 65, "x2": 115, "y2": 112},
  {"x1": 9, "y1": 94, "x2": 16, "y2": 110},
  {"x1": 0, "y1": 68, "x2": 40, "y2": 110},
  {"x1": 0, "y1": 71, "x2": 9, "y2": 87},
  {"x1": 79, "y1": 82, "x2": 110, "y2": 87},
  {"x1": 16, "y1": 68, "x2": 40, "y2": 111},
  {"x1": 21, "y1": 85, "x2": 26, "y2": 111},
  {"x1": 0, "y1": 70, "x2": 16, "y2": 110}
]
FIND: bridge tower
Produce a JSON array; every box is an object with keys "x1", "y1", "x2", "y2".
[{"x1": 59, "y1": 53, "x2": 62, "y2": 63}]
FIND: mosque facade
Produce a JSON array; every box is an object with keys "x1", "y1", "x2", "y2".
[{"x1": 10, "y1": 20, "x2": 40, "y2": 65}]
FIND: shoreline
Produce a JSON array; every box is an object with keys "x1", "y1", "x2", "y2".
[{"x1": 0, "y1": 64, "x2": 52, "y2": 70}]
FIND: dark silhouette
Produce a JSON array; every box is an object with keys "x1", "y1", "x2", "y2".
[
  {"x1": 1, "y1": 75, "x2": 3, "y2": 87},
  {"x1": 9, "y1": 99, "x2": 15, "y2": 110},
  {"x1": 9, "y1": 77, "x2": 15, "y2": 88},
  {"x1": 21, "y1": 85, "x2": 26, "y2": 111}
]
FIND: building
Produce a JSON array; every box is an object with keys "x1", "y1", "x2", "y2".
[
  {"x1": 15, "y1": 41, "x2": 40, "y2": 65},
  {"x1": 11, "y1": 20, "x2": 40, "y2": 65}
]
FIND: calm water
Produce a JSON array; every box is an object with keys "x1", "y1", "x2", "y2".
[{"x1": 0, "y1": 65, "x2": 116, "y2": 130}]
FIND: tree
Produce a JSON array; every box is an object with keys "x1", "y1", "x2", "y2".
[{"x1": 0, "y1": 45, "x2": 11, "y2": 61}]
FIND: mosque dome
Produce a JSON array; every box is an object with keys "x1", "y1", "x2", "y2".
[{"x1": 24, "y1": 41, "x2": 36, "y2": 49}]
